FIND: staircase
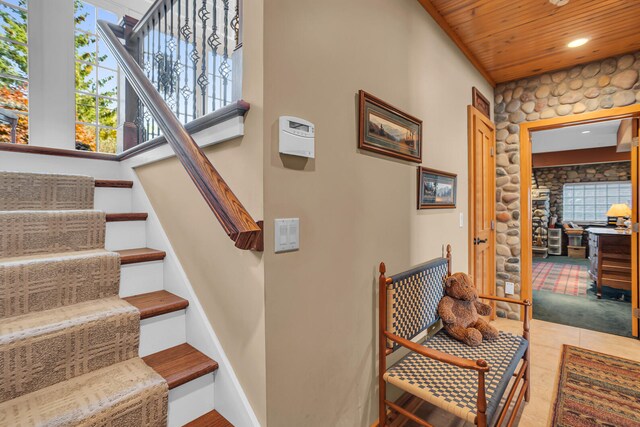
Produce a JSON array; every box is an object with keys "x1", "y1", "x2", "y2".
[{"x1": 0, "y1": 171, "x2": 233, "y2": 426}]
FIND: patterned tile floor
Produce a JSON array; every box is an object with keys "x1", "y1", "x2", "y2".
[{"x1": 403, "y1": 318, "x2": 640, "y2": 426}]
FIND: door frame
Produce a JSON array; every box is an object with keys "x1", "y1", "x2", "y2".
[
  {"x1": 468, "y1": 105, "x2": 496, "y2": 318},
  {"x1": 519, "y1": 104, "x2": 640, "y2": 336}
]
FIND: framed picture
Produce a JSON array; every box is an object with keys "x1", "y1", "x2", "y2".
[
  {"x1": 358, "y1": 90, "x2": 422, "y2": 163},
  {"x1": 417, "y1": 167, "x2": 457, "y2": 209},
  {"x1": 472, "y1": 87, "x2": 491, "y2": 119}
]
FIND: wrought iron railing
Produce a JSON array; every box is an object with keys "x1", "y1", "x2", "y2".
[
  {"x1": 97, "y1": 0, "x2": 262, "y2": 251},
  {"x1": 124, "y1": 0, "x2": 241, "y2": 146}
]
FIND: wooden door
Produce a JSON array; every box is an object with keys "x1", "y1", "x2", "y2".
[
  {"x1": 468, "y1": 106, "x2": 496, "y2": 304},
  {"x1": 632, "y1": 119, "x2": 639, "y2": 338}
]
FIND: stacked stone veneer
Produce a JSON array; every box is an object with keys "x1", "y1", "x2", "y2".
[
  {"x1": 493, "y1": 52, "x2": 640, "y2": 319},
  {"x1": 533, "y1": 162, "x2": 632, "y2": 224}
]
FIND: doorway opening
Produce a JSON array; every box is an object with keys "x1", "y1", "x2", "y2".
[{"x1": 520, "y1": 105, "x2": 640, "y2": 338}]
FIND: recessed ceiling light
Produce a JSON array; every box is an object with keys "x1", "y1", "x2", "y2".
[
  {"x1": 582, "y1": 130, "x2": 591, "y2": 134},
  {"x1": 568, "y1": 38, "x2": 589, "y2": 48}
]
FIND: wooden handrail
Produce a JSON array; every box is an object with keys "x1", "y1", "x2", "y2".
[{"x1": 97, "y1": 20, "x2": 262, "y2": 251}]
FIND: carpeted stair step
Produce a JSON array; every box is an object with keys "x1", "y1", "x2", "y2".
[
  {"x1": 0, "y1": 249, "x2": 120, "y2": 319},
  {"x1": 0, "y1": 296, "x2": 140, "y2": 402},
  {"x1": 0, "y1": 171, "x2": 95, "y2": 211},
  {"x1": 0, "y1": 210, "x2": 105, "y2": 258},
  {"x1": 184, "y1": 410, "x2": 234, "y2": 427},
  {"x1": 143, "y1": 343, "x2": 218, "y2": 390},
  {"x1": 0, "y1": 357, "x2": 168, "y2": 426}
]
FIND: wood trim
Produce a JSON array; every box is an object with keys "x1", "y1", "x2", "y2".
[
  {"x1": 124, "y1": 290, "x2": 189, "y2": 319},
  {"x1": 117, "y1": 247, "x2": 167, "y2": 264},
  {"x1": 95, "y1": 179, "x2": 134, "y2": 188},
  {"x1": 142, "y1": 343, "x2": 218, "y2": 389},
  {"x1": 416, "y1": 0, "x2": 496, "y2": 87},
  {"x1": 184, "y1": 410, "x2": 233, "y2": 427},
  {"x1": 519, "y1": 105, "x2": 640, "y2": 323},
  {"x1": 633, "y1": 130, "x2": 639, "y2": 337},
  {"x1": 0, "y1": 142, "x2": 119, "y2": 161},
  {"x1": 532, "y1": 146, "x2": 630, "y2": 168},
  {"x1": 105, "y1": 212, "x2": 148, "y2": 222},
  {"x1": 117, "y1": 100, "x2": 250, "y2": 161}
]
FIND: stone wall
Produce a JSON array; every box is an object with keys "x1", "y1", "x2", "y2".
[
  {"x1": 533, "y1": 162, "x2": 632, "y2": 224},
  {"x1": 493, "y1": 52, "x2": 640, "y2": 319}
]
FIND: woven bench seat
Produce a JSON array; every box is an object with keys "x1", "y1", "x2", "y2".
[{"x1": 384, "y1": 330, "x2": 528, "y2": 424}]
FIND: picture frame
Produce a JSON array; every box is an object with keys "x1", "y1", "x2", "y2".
[
  {"x1": 358, "y1": 90, "x2": 422, "y2": 163},
  {"x1": 472, "y1": 87, "x2": 491, "y2": 119},
  {"x1": 417, "y1": 167, "x2": 457, "y2": 209}
]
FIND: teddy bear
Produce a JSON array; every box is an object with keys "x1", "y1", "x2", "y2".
[{"x1": 437, "y1": 272, "x2": 499, "y2": 347}]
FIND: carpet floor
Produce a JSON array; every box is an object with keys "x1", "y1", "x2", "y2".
[
  {"x1": 550, "y1": 345, "x2": 640, "y2": 427},
  {"x1": 532, "y1": 256, "x2": 631, "y2": 337},
  {"x1": 532, "y1": 259, "x2": 590, "y2": 296}
]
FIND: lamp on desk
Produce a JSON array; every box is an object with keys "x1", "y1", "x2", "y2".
[{"x1": 606, "y1": 203, "x2": 632, "y2": 230}]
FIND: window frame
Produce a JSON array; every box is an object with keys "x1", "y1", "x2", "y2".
[
  {"x1": 74, "y1": 0, "x2": 121, "y2": 153},
  {"x1": 0, "y1": 0, "x2": 29, "y2": 144}
]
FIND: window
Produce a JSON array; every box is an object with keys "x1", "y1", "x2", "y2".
[
  {"x1": 74, "y1": 1, "x2": 119, "y2": 153},
  {"x1": 563, "y1": 182, "x2": 632, "y2": 222},
  {"x1": 0, "y1": 0, "x2": 29, "y2": 144}
]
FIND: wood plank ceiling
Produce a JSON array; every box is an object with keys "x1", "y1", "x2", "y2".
[{"x1": 418, "y1": 0, "x2": 640, "y2": 85}]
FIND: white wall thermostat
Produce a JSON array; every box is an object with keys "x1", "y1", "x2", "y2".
[{"x1": 279, "y1": 116, "x2": 315, "y2": 158}]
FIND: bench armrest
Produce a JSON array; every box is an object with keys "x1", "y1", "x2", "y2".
[
  {"x1": 384, "y1": 331, "x2": 489, "y2": 372},
  {"x1": 478, "y1": 295, "x2": 531, "y2": 306}
]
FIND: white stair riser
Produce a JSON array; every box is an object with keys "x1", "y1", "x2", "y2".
[
  {"x1": 139, "y1": 311, "x2": 186, "y2": 357},
  {"x1": 119, "y1": 261, "x2": 164, "y2": 297},
  {"x1": 94, "y1": 188, "x2": 132, "y2": 213},
  {"x1": 168, "y1": 374, "x2": 215, "y2": 427},
  {"x1": 105, "y1": 221, "x2": 146, "y2": 250}
]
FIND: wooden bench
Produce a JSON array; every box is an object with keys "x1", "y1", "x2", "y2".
[{"x1": 378, "y1": 245, "x2": 530, "y2": 427}]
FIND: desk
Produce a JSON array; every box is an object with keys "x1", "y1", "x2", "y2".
[{"x1": 587, "y1": 227, "x2": 631, "y2": 298}]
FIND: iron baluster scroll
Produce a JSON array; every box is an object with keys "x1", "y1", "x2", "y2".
[{"x1": 125, "y1": 0, "x2": 241, "y2": 146}]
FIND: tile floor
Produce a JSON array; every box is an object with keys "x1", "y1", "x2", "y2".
[{"x1": 405, "y1": 318, "x2": 640, "y2": 426}]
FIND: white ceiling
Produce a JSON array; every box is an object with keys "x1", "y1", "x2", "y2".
[{"x1": 531, "y1": 119, "x2": 622, "y2": 153}]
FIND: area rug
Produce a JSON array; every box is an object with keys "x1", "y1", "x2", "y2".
[
  {"x1": 550, "y1": 345, "x2": 640, "y2": 427},
  {"x1": 532, "y1": 261, "x2": 589, "y2": 296}
]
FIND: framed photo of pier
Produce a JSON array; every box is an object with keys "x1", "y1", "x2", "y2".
[
  {"x1": 417, "y1": 167, "x2": 457, "y2": 209},
  {"x1": 358, "y1": 90, "x2": 422, "y2": 163}
]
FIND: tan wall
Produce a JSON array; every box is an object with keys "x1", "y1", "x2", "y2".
[
  {"x1": 134, "y1": 0, "x2": 267, "y2": 424},
  {"x1": 262, "y1": 0, "x2": 492, "y2": 425}
]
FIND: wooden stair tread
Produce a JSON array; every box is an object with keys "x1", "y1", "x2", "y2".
[
  {"x1": 117, "y1": 248, "x2": 166, "y2": 264},
  {"x1": 184, "y1": 410, "x2": 233, "y2": 427},
  {"x1": 143, "y1": 343, "x2": 218, "y2": 389},
  {"x1": 95, "y1": 179, "x2": 133, "y2": 188},
  {"x1": 123, "y1": 290, "x2": 188, "y2": 319},
  {"x1": 106, "y1": 212, "x2": 148, "y2": 222}
]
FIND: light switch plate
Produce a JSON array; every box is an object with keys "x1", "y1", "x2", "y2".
[
  {"x1": 505, "y1": 282, "x2": 515, "y2": 295},
  {"x1": 274, "y1": 218, "x2": 299, "y2": 253}
]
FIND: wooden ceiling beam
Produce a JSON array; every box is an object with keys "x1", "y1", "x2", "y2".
[{"x1": 416, "y1": 0, "x2": 496, "y2": 87}]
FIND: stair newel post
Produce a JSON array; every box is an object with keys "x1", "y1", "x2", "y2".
[
  {"x1": 523, "y1": 299, "x2": 531, "y2": 402},
  {"x1": 476, "y1": 359, "x2": 488, "y2": 427},
  {"x1": 378, "y1": 262, "x2": 388, "y2": 427},
  {"x1": 122, "y1": 15, "x2": 141, "y2": 151}
]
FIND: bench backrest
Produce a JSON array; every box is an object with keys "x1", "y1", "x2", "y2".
[{"x1": 385, "y1": 257, "x2": 449, "y2": 350}]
